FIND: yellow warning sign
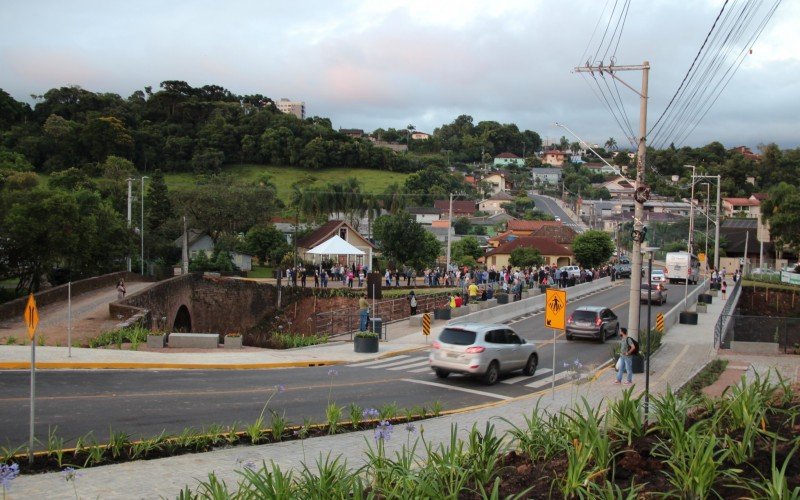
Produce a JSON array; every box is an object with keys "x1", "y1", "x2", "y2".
[
  {"x1": 545, "y1": 288, "x2": 567, "y2": 331},
  {"x1": 24, "y1": 294, "x2": 39, "y2": 340},
  {"x1": 656, "y1": 312, "x2": 665, "y2": 333},
  {"x1": 698, "y1": 252, "x2": 706, "y2": 262},
  {"x1": 422, "y1": 313, "x2": 431, "y2": 336}
]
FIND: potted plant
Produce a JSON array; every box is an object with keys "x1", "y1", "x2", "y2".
[
  {"x1": 354, "y1": 331, "x2": 379, "y2": 353},
  {"x1": 495, "y1": 292, "x2": 509, "y2": 304},
  {"x1": 147, "y1": 331, "x2": 165, "y2": 349},
  {"x1": 225, "y1": 332, "x2": 243, "y2": 349}
]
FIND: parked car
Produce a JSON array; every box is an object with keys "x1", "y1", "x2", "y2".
[
  {"x1": 429, "y1": 323, "x2": 538, "y2": 385},
  {"x1": 640, "y1": 283, "x2": 667, "y2": 305},
  {"x1": 614, "y1": 262, "x2": 632, "y2": 278},
  {"x1": 565, "y1": 306, "x2": 620, "y2": 343},
  {"x1": 650, "y1": 269, "x2": 666, "y2": 283},
  {"x1": 558, "y1": 265, "x2": 582, "y2": 279}
]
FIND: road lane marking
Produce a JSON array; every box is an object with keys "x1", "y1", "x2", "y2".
[
  {"x1": 500, "y1": 368, "x2": 553, "y2": 385},
  {"x1": 348, "y1": 355, "x2": 409, "y2": 367},
  {"x1": 525, "y1": 370, "x2": 570, "y2": 388},
  {"x1": 387, "y1": 360, "x2": 430, "y2": 371},
  {"x1": 400, "y1": 378, "x2": 512, "y2": 400},
  {"x1": 409, "y1": 366, "x2": 432, "y2": 373}
]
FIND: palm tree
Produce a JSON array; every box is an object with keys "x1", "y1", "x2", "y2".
[
  {"x1": 570, "y1": 141, "x2": 581, "y2": 155},
  {"x1": 605, "y1": 137, "x2": 617, "y2": 151},
  {"x1": 406, "y1": 124, "x2": 416, "y2": 150},
  {"x1": 558, "y1": 136, "x2": 570, "y2": 152}
]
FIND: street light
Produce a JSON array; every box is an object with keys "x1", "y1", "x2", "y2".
[
  {"x1": 141, "y1": 176, "x2": 149, "y2": 276},
  {"x1": 642, "y1": 245, "x2": 659, "y2": 424},
  {"x1": 700, "y1": 182, "x2": 711, "y2": 273}
]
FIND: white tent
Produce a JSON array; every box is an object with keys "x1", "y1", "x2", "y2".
[{"x1": 306, "y1": 235, "x2": 365, "y2": 256}]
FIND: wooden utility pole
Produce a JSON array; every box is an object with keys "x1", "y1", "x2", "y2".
[{"x1": 574, "y1": 61, "x2": 650, "y2": 337}]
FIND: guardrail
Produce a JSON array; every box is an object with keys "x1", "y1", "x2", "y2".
[
  {"x1": 714, "y1": 278, "x2": 742, "y2": 349},
  {"x1": 448, "y1": 277, "x2": 613, "y2": 326},
  {"x1": 657, "y1": 279, "x2": 710, "y2": 334}
]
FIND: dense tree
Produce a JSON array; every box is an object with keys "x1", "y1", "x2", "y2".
[
  {"x1": 451, "y1": 236, "x2": 483, "y2": 264},
  {"x1": 571, "y1": 230, "x2": 615, "y2": 269},
  {"x1": 453, "y1": 217, "x2": 471, "y2": 235},
  {"x1": 509, "y1": 247, "x2": 544, "y2": 268},
  {"x1": 244, "y1": 225, "x2": 289, "y2": 266},
  {"x1": 372, "y1": 212, "x2": 440, "y2": 269},
  {"x1": 146, "y1": 170, "x2": 172, "y2": 232},
  {"x1": 761, "y1": 182, "x2": 800, "y2": 255}
]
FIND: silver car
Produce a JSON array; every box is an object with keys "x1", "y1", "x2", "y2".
[
  {"x1": 565, "y1": 306, "x2": 620, "y2": 343},
  {"x1": 429, "y1": 323, "x2": 538, "y2": 385},
  {"x1": 640, "y1": 283, "x2": 667, "y2": 305}
]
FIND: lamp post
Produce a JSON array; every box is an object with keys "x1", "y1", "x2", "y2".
[
  {"x1": 140, "y1": 176, "x2": 149, "y2": 276},
  {"x1": 642, "y1": 245, "x2": 658, "y2": 424},
  {"x1": 701, "y1": 182, "x2": 710, "y2": 273},
  {"x1": 126, "y1": 177, "x2": 133, "y2": 272}
]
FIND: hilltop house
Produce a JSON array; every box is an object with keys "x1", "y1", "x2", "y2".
[{"x1": 174, "y1": 230, "x2": 253, "y2": 272}]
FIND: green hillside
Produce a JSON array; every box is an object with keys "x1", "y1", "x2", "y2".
[{"x1": 163, "y1": 164, "x2": 410, "y2": 203}]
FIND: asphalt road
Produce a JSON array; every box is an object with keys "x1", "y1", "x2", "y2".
[
  {"x1": 0, "y1": 280, "x2": 696, "y2": 448},
  {"x1": 529, "y1": 193, "x2": 585, "y2": 233}
]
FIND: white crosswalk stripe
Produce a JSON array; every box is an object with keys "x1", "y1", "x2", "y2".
[
  {"x1": 347, "y1": 355, "x2": 410, "y2": 368},
  {"x1": 525, "y1": 370, "x2": 571, "y2": 390},
  {"x1": 387, "y1": 360, "x2": 430, "y2": 371},
  {"x1": 500, "y1": 368, "x2": 553, "y2": 385}
]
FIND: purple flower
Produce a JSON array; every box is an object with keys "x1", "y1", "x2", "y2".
[
  {"x1": 374, "y1": 420, "x2": 393, "y2": 443},
  {"x1": 405, "y1": 422, "x2": 417, "y2": 434},
  {"x1": 62, "y1": 467, "x2": 81, "y2": 482},
  {"x1": 327, "y1": 369, "x2": 339, "y2": 377},
  {"x1": 1, "y1": 463, "x2": 19, "y2": 490},
  {"x1": 362, "y1": 408, "x2": 380, "y2": 419}
]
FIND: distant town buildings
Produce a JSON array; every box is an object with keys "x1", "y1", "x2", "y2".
[
  {"x1": 410, "y1": 131, "x2": 431, "y2": 140},
  {"x1": 276, "y1": 98, "x2": 306, "y2": 119},
  {"x1": 542, "y1": 150, "x2": 567, "y2": 167}
]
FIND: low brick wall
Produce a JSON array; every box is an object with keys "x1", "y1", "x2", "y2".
[{"x1": 0, "y1": 271, "x2": 143, "y2": 322}]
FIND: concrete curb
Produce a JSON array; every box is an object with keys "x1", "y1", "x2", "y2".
[{"x1": 0, "y1": 360, "x2": 343, "y2": 370}]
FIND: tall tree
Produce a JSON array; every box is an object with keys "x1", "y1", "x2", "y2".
[
  {"x1": 372, "y1": 212, "x2": 440, "y2": 268},
  {"x1": 146, "y1": 170, "x2": 172, "y2": 231},
  {"x1": 571, "y1": 230, "x2": 615, "y2": 269}
]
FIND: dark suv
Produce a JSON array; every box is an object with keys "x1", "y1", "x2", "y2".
[
  {"x1": 614, "y1": 258, "x2": 632, "y2": 278},
  {"x1": 565, "y1": 306, "x2": 620, "y2": 343}
]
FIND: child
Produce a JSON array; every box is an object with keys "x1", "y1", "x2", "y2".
[{"x1": 721, "y1": 280, "x2": 727, "y2": 300}]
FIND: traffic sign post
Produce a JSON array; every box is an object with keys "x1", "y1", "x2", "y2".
[
  {"x1": 24, "y1": 294, "x2": 39, "y2": 464},
  {"x1": 656, "y1": 312, "x2": 665, "y2": 333},
  {"x1": 422, "y1": 313, "x2": 431, "y2": 343},
  {"x1": 545, "y1": 289, "x2": 567, "y2": 398}
]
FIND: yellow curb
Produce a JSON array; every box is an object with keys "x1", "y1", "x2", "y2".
[
  {"x1": 375, "y1": 345, "x2": 429, "y2": 359},
  {"x1": 0, "y1": 360, "x2": 344, "y2": 370}
]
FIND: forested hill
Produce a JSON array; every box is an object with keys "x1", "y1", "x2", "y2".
[{"x1": 0, "y1": 81, "x2": 421, "y2": 174}]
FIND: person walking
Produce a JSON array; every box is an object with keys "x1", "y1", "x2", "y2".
[
  {"x1": 116, "y1": 279, "x2": 126, "y2": 300},
  {"x1": 358, "y1": 293, "x2": 370, "y2": 331},
  {"x1": 615, "y1": 328, "x2": 635, "y2": 385},
  {"x1": 721, "y1": 280, "x2": 727, "y2": 300}
]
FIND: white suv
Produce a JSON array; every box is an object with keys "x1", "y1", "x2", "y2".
[{"x1": 559, "y1": 265, "x2": 581, "y2": 279}]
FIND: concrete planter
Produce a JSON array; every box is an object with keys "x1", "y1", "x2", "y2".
[
  {"x1": 696, "y1": 303, "x2": 708, "y2": 314},
  {"x1": 434, "y1": 308, "x2": 451, "y2": 320},
  {"x1": 147, "y1": 334, "x2": 165, "y2": 349},
  {"x1": 496, "y1": 294, "x2": 509, "y2": 304},
  {"x1": 451, "y1": 307, "x2": 467, "y2": 318},
  {"x1": 478, "y1": 301, "x2": 489, "y2": 310},
  {"x1": 468, "y1": 304, "x2": 480, "y2": 314},
  {"x1": 224, "y1": 335, "x2": 243, "y2": 349},
  {"x1": 354, "y1": 335, "x2": 379, "y2": 353},
  {"x1": 485, "y1": 299, "x2": 498, "y2": 308}
]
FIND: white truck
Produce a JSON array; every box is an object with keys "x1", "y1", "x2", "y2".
[{"x1": 665, "y1": 252, "x2": 700, "y2": 284}]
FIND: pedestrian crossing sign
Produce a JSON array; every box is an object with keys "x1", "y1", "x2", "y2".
[{"x1": 545, "y1": 288, "x2": 566, "y2": 331}]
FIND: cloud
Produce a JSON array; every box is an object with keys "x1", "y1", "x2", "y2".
[{"x1": 0, "y1": 0, "x2": 795, "y2": 148}]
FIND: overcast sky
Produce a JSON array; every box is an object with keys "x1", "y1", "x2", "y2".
[{"x1": 1, "y1": 1, "x2": 796, "y2": 150}]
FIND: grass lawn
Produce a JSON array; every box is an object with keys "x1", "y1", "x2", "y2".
[
  {"x1": 247, "y1": 266, "x2": 274, "y2": 279},
  {"x1": 164, "y1": 164, "x2": 410, "y2": 203}
]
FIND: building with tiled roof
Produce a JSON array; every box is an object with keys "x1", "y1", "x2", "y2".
[
  {"x1": 478, "y1": 192, "x2": 515, "y2": 215},
  {"x1": 483, "y1": 236, "x2": 573, "y2": 268},
  {"x1": 722, "y1": 197, "x2": 760, "y2": 219},
  {"x1": 296, "y1": 220, "x2": 375, "y2": 266},
  {"x1": 542, "y1": 150, "x2": 567, "y2": 167},
  {"x1": 730, "y1": 146, "x2": 761, "y2": 162},
  {"x1": 433, "y1": 199, "x2": 477, "y2": 217},
  {"x1": 493, "y1": 152, "x2": 525, "y2": 168},
  {"x1": 506, "y1": 219, "x2": 564, "y2": 233}
]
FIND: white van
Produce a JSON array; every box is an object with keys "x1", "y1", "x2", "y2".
[{"x1": 665, "y1": 252, "x2": 700, "y2": 284}]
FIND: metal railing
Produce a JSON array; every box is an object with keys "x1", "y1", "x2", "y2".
[{"x1": 714, "y1": 278, "x2": 742, "y2": 349}]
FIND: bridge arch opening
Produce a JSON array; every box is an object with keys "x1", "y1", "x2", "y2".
[{"x1": 173, "y1": 305, "x2": 192, "y2": 332}]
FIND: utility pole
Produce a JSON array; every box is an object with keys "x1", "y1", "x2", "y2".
[
  {"x1": 141, "y1": 176, "x2": 149, "y2": 276},
  {"x1": 714, "y1": 174, "x2": 721, "y2": 272},
  {"x1": 126, "y1": 178, "x2": 133, "y2": 272},
  {"x1": 445, "y1": 193, "x2": 454, "y2": 273},
  {"x1": 575, "y1": 61, "x2": 649, "y2": 337}
]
